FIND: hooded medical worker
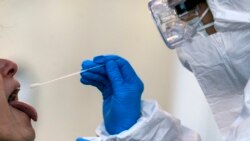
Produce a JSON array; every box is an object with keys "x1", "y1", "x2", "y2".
[{"x1": 78, "y1": 0, "x2": 250, "y2": 140}]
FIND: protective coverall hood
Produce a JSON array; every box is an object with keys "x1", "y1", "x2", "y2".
[
  {"x1": 77, "y1": 1, "x2": 250, "y2": 141},
  {"x1": 175, "y1": 0, "x2": 250, "y2": 139},
  {"x1": 207, "y1": 0, "x2": 250, "y2": 32}
]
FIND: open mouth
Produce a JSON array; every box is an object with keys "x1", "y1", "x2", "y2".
[
  {"x1": 8, "y1": 88, "x2": 19, "y2": 103},
  {"x1": 8, "y1": 88, "x2": 38, "y2": 121}
]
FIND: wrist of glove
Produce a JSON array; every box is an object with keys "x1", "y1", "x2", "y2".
[{"x1": 81, "y1": 55, "x2": 144, "y2": 135}]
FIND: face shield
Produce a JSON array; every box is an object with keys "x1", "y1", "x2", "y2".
[{"x1": 148, "y1": 0, "x2": 211, "y2": 49}]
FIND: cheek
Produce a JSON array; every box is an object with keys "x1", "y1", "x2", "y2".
[{"x1": 3, "y1": 80, "x2": 12, "y2": 97}]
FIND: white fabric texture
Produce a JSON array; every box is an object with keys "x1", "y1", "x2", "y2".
[
  {"x1": 81, "y1": 30, "x2": 250, "y2": 140},
  {"x1": 223, "y1": 80, "x2": 250, "y2": 141},
  {"x1": 176, "y1": 29, "x2": 250, "y2": 136},
  {"x1": 207, "y1": 0, "x2": 250, "y2": 32},
  {"x1": 173, "y1": 1, "x2": 250, "y2": 139},
  {"x1": 80, "y1": 100, "x2": 201, "y2": 141},
  {"x1": 79, "y1": 0, "x2": 250, "y2": 140}
]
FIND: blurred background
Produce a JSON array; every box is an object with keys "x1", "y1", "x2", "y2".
[{"x1": 0, "y1": 0, "x2": 222, "y2": 140}]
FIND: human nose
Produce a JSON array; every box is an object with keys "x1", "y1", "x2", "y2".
[{"x1": 0, "y1": 59, "x2": 18, "y2": 77}]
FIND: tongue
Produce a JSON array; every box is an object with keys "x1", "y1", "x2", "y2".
[{"x1": 9, "y1": 101, "x2": 38, "y2": 121}]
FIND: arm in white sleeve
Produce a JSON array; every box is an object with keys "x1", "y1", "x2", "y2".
[{"x1": 79, "y1": 100, "x2": 201, "y2": 141}]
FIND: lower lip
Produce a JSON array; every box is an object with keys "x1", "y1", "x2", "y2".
[{"x1": 9, "y1": 101, "x2": 38, "y2": 121}]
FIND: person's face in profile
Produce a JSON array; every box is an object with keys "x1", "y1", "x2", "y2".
[
  {"x1": 0, "y1": 59, "x2": 37, "y2": 141},
  {"x1": 177, "y1": 1, "x2": 216, "y2": 35}
]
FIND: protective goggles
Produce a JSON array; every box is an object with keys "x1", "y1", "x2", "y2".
[{"x1": 148, "y1": 0, "x2": 212, "y2": 49}]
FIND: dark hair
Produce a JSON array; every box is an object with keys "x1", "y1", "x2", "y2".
[{"x1": 175, "y1": 0, "x2": 206, "y2": 15}]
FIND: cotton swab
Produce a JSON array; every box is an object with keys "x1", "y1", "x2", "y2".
[{"x1": 30, "y1": 64, "x2": 104, "y2": 88}]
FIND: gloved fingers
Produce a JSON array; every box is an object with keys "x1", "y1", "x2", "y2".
[
  {"x1": 94, "y1": 55, "x2": 142, "y2": 81},
  {"x1": 82, "y1": 60, "x2": 106, "y2": 75},
  {"x1": 115, "y1": 59, "x2": 140, "y2": 82},
  {"x1": 76, "y1": 137, "x2": 89, "y2": 141},
  {"x1": 80, "y1": 76, "x2": 105, "y2": 91},
  {"x1": 81, "y1": 71, "x2": 109, "y2": 84},
  {"x1": 80, "y1": 77, "x2": 113, "y2": 99},
  {"x1": 82, "y1": 60, "x2": 95, "y2": 69},
  {"x1": 105, "y1": 60, "x2": 124, "y2": 86},
  {"x1": 93, "y1": 55, "x2": 121, "y2": 64},
  {"x1": 94, "y1": 55, "x2": 140, "y2": 82}
]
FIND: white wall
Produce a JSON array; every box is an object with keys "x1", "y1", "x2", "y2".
[{"x1": 0, "y1": 0, "x2": 222, "y2": 141}]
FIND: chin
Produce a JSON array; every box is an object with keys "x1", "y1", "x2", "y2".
[
  {"x1": 16, "y1": 115, "x2": 36, "y2": 141},
  {"x1": 10, "y1": 105, "x2": 36, "y2": 141},
  {"x1": 22, "y1": 127, "x2": 36, "y2": 141}
]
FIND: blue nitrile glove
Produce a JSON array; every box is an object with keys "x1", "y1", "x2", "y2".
[
  {"x1": 76, "y1": 137, "x2": 89, "y2": 141},
  {"x1": 80, "y1": 55, "x2": 144, "y2": 135}
]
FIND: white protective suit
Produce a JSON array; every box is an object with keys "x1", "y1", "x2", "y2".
[{"x1": 81, "y1": 0, "x2": 250, "y2": 140}]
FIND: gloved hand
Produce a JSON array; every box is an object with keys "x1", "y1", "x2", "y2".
[
  {"x1": 80, "y1": 55, "x2": 144, "y2": 135},
  {"x1": 76, "y1": 137, "x2": 89, "y2": 141}
]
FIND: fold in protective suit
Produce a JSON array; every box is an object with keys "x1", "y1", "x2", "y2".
[
  {"x1": 79, "y1": 0, "x2": 250, "y2": 140},
  {"x1": 81, "y1": 30, "x2": 250, "y2": 141},
  {"x1": 176, "y1": 29, "x2": 250, "y2": 140}
]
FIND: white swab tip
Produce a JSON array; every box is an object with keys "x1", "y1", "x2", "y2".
[
  {"x1": 29, "y1": 65, "x2": 105, "y2": 88},
  {"x1": 30, "y1": 83, "x2": 40, "y2": 88}
]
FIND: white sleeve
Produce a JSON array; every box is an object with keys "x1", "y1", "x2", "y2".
[{"x1": 80, "y1": 100, "x2": 201, "y2": 141}]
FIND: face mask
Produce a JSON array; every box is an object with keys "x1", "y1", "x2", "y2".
[
  {"x1": 148, "y1": 0, "x2": 214, "y2": 49},
  {"x1": 149, "y1": 0, "x2": 250, "y2": 139},
  {"x1": 187, "y1": 16, "x2": 209, "y2": 37},
  {"x1": 180, "y1": 0, "x2": 250, "y2": 139}
]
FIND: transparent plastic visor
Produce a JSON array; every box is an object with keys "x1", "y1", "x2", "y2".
[{"x1": 148, "y1": 0, "x2": 213, "y2": 49}]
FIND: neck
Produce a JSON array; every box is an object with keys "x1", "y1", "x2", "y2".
[{"x1": 197, "y1": 2, "x2": 216, "y2": 35}]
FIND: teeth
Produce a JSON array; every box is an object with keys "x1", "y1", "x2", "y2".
[
  {"x1": 8, "y1": 88, "x2": 20, "y2": 102},
  {"x1": 8, "y1": 94, "x2": 16, "y2": 102}
]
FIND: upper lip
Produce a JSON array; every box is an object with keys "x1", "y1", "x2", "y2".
[{"x1": 8, "y1": 87, "x2": 20, "y2": 103}]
